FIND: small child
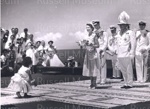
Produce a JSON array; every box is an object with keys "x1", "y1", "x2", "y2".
[{"x1": 8, "y1": 57, "x2": 37, "y2": 98}]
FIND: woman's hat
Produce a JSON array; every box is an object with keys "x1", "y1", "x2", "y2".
[{"x1": 67, "y1": 56, "x2": 75, "y2": 61}]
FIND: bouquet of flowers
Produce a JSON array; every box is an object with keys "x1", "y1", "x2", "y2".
[
  {"x1": 78, "y1": 40, "x2": 95, "y2": 52},
  {"x1": 77, "y1": 40, "x2": 89, "y2": 47}
]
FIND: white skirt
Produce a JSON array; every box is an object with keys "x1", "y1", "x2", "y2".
[
  {"x1": 8, "y1": 74, "x2": 32, "y2": 93},
  {"x1": 49, "y1": 54, "x2": 64, "y2": 67}
]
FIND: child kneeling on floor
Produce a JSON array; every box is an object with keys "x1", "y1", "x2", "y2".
[{"x1": 8, "y1": 57, "x2": 37, "y2": 98}]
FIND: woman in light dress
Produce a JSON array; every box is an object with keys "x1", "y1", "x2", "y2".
[
  {"x1": 8, "y1": 57, "x2": 36, "y2": 98},
  {"x1": 78, "y1": 23, "x2": 100, "y2": 89},
  {"x1": 36, "y1": 40, "x2": 47, "y2": 67},
  {"x1": 45, "y1": 41, "x2": 64, "y2": 67}
]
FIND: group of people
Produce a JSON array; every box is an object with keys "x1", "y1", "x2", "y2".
[
  {"x1": 1, "y1": 11, "x2": 150, "y2": 98},
  {"x1": 1, "y1": 28, "x2": 64, "y2": 75},
  {"x1": 78, "y1": 11, "x2": 150, "y2": 89}
]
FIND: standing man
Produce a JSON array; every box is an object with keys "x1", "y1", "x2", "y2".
[
  {"x1": 26, "y1": 42, "x2": 37, "y2": 73},
  {"x1": 116, "y1": 11, "x2": 136, "y2": 89},
  {"x1": 135, "y1": 21, "x2": 150, "y2": 83},
  {"x1": 20, "y1": 28, "x2": 30, "y2": 42},
  {"x1": 107, "y1": 25, "x2": 121, "y2": 79},
  {"x1": 14, "y1": 28, "x2": 19, "y2": 39},
  {"x1": 92, "y1": 21, "x2": 108, "y2": 84}
]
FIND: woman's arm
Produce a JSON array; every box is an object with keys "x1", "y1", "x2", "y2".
[{"x1": 53, "y1": 46, "x2": 57, "y2": 53}]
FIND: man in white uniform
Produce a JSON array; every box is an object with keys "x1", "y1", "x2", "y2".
[
  {"x1": 135, "y1": 21, "x2": 150, "y2": 83},
  {"x1": 107, "y1": 25, "x2": 121, "y2": 79},
  {"x1": 26, "y1": 42, "x2": 37, "y2": 66},
  {"x1": 5, "y1": 28, "x2": 15, "y2": 49},
  {"x1": 20, "y1": 28, "x2": 30, "y2": 42},
  {"x1": 116, "y1": 11, "x2": 136, "y2": 89},
  {"x1": 92, "y1": 21, "x2": 108, "y2": 84}
]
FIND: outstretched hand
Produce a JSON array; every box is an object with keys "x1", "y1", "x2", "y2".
[{"x1": 31, "y1": 79, "x2": 37, "y2": 86}]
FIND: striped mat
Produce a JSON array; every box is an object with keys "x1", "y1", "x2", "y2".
[{"x1": 1, "y1": 79, "x2": 150, "y2": 109}]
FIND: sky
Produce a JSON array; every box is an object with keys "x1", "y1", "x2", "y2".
[{"x1": 1, "y1": 0, "x2": 150, "y2": 49}]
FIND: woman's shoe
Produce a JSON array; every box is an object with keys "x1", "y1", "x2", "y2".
[
  {"x1": 91, "y1": 86, "x2": 96, "y2": 89},
  {"x1": 88, "y1": 84, "x2": 93, "y2": 89},
  {"x1": 88, "y1": 84, "x2": 96, "y2": 89},
  {"x1": 16, "y1": 92, "x2": 22, "y2": 98},
  {"x1": 24, "y1": 93, "x2": 30, "y2": 98}
]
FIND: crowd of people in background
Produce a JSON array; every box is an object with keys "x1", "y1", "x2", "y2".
[{"x1": 0, "y1": 27, "x2": 66, "y2": 76}]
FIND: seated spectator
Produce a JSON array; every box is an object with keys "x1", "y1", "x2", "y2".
[
  {"x1": 1, "y1": 49, "x2": 9, "y2": 67},
  {"x1": 7, "y1": 44, "x2": 16, "y2": 73},
  {"x1": 36, "y1": 57, "x2": 46, "y2": 67},
  {"x1": 67, "y1": 56, "x2": 78, "y2": 67},
  {"x1": 1, "y1": 49, "x2": 14, "y2": 76}
]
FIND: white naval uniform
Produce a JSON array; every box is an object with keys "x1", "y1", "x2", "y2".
[
  {"x1": 135, "y1": 30, "x2": 150, "y2": 82},
  {"x1": 108, "y1": 35, "x2": 121, "y2": 78},
  {"x1": 116, "y1": 30, "x2": 136, "y2": 86},
  {"x1": 5, "y1": 32, "x2": 19, "y2": 49},
  {"x1": 26, "y1": 48, "x2": 37, "y2": 65},
  {"x1": 20, "y1": 32, "x2": 30, "y2": 39},
  {"x1": 96, "y1": 29, "x2": 108, "y2": 84}
]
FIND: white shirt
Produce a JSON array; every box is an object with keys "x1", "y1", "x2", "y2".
[
  {"x1": 108, "y1": 34, "x2": 118, "y2": 53},
  {"x1": 26, "y1": 48, "x2": 36, "y2": 65},
  {"x1": 136, "y1": 30, "x2": 150, "y2": 55},
  {"x1": 116, "y1": 30, "x2": 136, "y2": 58},
  {"x1": 20, "y1": 32, "x2": 30, "y2": 39},
  {"x1": 0, "y1": 55, "x2": 6, "y2": 63},
  {"x1": 95, "y1": 30, "x2": 108, "y2": 52}
]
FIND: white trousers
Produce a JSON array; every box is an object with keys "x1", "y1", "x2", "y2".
[
  {"x1": 112, "y1": 55, "x2": 121, "y2": 78},
  {"x1": 135, "y1": 55, "x2": 148, "y2": 82},
  {"x1": 97, "y1": 53, "x2": 107, "y2": 83},
  {"x1": 118, "y1": 57, "x2": 133, "y2": 86}
]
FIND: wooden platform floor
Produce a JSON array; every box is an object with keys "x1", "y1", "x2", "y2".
[{"x1": 1, "y1": 79, "x2": 150, "y2": 109}]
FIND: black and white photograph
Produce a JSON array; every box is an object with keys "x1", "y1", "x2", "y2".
[{"x1": 1, "y1": 0, "x2": 150, "y2": 109}]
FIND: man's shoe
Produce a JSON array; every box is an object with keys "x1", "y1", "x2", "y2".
[
  {"x1": 110, "y1": 77, "x2": 115, "y2": 79},
  {"x1": 121, "y1": 85, "x2": 127, "y2": 88},
  {"x1": 116, "y1": 77, "x2": 122, "y2": 79},
  {"x1": 24, "y1": 93, "x2": 31, "y2": 98},
  {"x1": 125, "y1": 86, "x2": 132, "y2": 89}
]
